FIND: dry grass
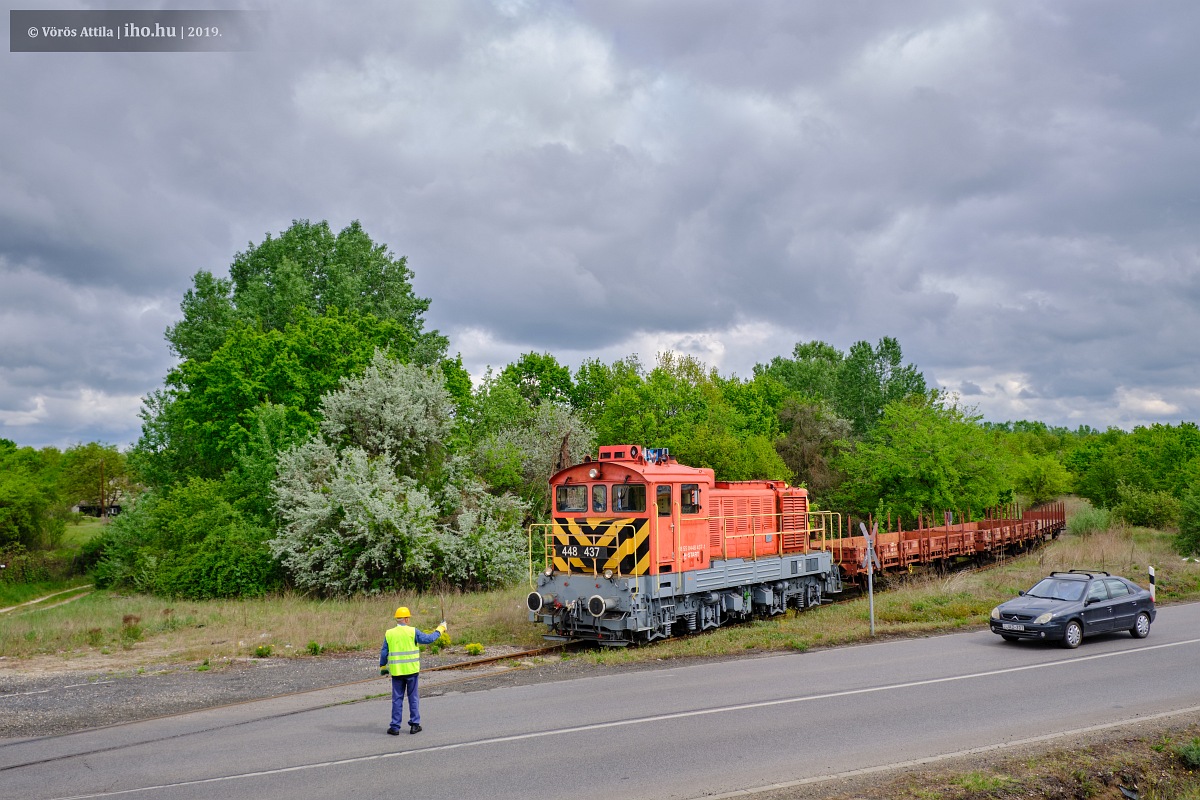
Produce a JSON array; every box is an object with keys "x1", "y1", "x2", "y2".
[
  {"x1": 0, "y1": 585, "x2": 545, "y2": 666},
  {"x1": 3, "y1": 515, "x2": 1199, "y2": 670}
]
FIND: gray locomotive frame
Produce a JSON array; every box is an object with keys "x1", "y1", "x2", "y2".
[{"x1": 528, "y1": 550, "x2": 843, "y2": 646}]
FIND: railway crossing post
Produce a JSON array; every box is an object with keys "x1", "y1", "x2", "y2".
[{"x1": 860, "y1": 522, "x2": 881, "y2": 636}]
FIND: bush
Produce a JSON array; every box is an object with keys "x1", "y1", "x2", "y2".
[
  {"x1": 1067, "y1": 505, "x2": 1111, "y2": 536},
  {"x1": 90, "y1": 480, "x2": 281, "y2": 599},
  {"x1": 271, "y1": 356, "x2": 529, "y2": 596},
  {"x1": 0, "y1": 544, "x2": 51, "y2": 584},
  {"x1": 1112, "y1": 481, "x2": 1181, "y2": 529},
  {"x1": 157, "y1": 522, "x2": 280, "y2": 600},
  {"x1": 1176, "y1": 737, "x2": 1200, "y2": 769},
  {"x1": 1178, "y1": 486, "x2": 1200, "y2": 556}
]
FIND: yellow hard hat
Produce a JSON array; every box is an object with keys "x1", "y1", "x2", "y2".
[{"x1": 394, "y1": 606, "x2": 411, "y2": 619}]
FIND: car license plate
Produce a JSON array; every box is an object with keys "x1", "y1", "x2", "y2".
[{"x1": 1002, "y1": 623, "x2": 1025, "y2": 631}]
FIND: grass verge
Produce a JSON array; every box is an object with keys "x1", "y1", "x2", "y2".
[{"x1": 822, "y1": 720, "x2": 1200, "y2": 800}]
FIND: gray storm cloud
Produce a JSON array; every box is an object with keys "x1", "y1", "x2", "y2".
[{"x1": 2, "y1": 0, "x2": 1198, "y2": 447}]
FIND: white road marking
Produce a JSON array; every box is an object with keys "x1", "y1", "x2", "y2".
[
  {"x1": 44, "y1": 636, "x2": 1200, "y2": 800},
  {"x1": 1, "y1": 681, "x2": 114, "y2": 700}
]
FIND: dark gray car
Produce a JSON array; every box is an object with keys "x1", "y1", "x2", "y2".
[{"x1": 989, "y1": 570, "x2": 1155, "y2": 648}]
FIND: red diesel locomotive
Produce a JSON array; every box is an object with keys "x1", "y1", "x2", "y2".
[{"x1": 527, "y1": 444, "x2": 842, "y2": 645}]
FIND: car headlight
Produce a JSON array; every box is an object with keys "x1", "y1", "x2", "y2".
[
  {"x1": 990, "y1": 607, "x2": 1000, "y2": 620},
  {"x1": 1033, "y1": 612, "x2": 1054, "y2": 625}
]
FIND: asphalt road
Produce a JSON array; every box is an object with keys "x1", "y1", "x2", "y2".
[{"x1": 5, "y1": 602, "x2": 1200, "y2": 800}]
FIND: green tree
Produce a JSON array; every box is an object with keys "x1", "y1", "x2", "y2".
[
  {"x1": 753, "y1": 340, "x2": 844, "y2": 403},
  {"x1": 592, "y1": 352, "x2": 789, "y2": 481},
  {"x1": 136, "y1": 309, "x2": 422, "y2": 487},
  {"x1": 58, "y1": 443, "x2": 128, "y2": 517},
  {"x1": 500, "y1": 352, "x2": 574, "y2": 406},
  {"x1": 834, "y1": 393, "x2": 1006, "y2": 523},
  {"x1": 775, "y1": 398, "x2": 852, "y2": 498},
  {"x1": 0, "y1": 442, "x2": 66, "y2": 549},
  {"x1": 569, "y1": 355, "x2": 643, "y2": 427},
  {"x1": 140, "y1": 219, "x2": 464, "y2": 491},
  {"x1": 835, "y1": 337, "x2": 927, "y2": 437},
  {"x1": 1011, "y1": 452, "x2": 1073, "y2": 506},
  {"x1": 167, "y1": 220, "x2": 447, "y2": 364},
  {"x1": 464, "y1": 373, "x2": 594, "y2": 518},
  {"x1": 1065, "y1": 423, "x2": 1200, "y2": 509}
]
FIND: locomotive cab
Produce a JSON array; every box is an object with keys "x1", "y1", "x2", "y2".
[{"x1": 546, "y1": 444, "x2": 714, "y2": 579}]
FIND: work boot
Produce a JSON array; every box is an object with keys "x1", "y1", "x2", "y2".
[
  {"x1": 409, "y1": 723, "x2": 422, "y2": 734},
  {"x1": 386, "y1": 727, "x2": 400, "y2": 735}
]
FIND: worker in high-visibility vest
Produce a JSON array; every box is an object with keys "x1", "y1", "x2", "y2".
[{"x1": 380, "y1": 607, "x2": 447, "y2": 735}]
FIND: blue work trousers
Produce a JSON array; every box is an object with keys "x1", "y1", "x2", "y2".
[{"x1": 390, "y1": 673, "x2": 420, "y2": 728}]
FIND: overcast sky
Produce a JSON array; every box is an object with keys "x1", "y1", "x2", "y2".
[{"x1": 3, "y1": 1, "x2": 1199, "y2": 450}]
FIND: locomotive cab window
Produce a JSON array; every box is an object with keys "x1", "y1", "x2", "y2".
[
  {"x1": 556, "y1": 485, "x2": 587, "y2": 512},
  {"x1": 681, "y1": 484, "x2": 701, "y2": 514},
  {"x1": 657, "y1": 485, "x2": 671, "y2": 516},
  {"x1": 592, "y1": 484, "x2": 607, "y2": 513},
  {"x1": 612, "y1": 483, "x2": 646, "y2": 513}
]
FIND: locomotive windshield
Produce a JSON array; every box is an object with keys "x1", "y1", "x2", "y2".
[
  {"x1": 612, "y1": 483, "x2": 646, "y2": 512},
  {"x1": 555, "y1": 485, "x2": 587, "y2": 512},
  {"x1": 591, "y1": 485, "x2": 606, "y2": 512}
]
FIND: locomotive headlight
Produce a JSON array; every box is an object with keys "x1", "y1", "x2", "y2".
[
  {"x1": 544, "y1": 566, "x2": 554, "y2": 577},
  {"x1": 990, "y1": 607, "x2": 1000, "y2": 620},
  {"x1": 527, "y1": 592, "x2": 552, "y2": 613},
  {"x1": 1033, "y1": 612, "x2": 1054, "y2": 625},
  {"x1": 588, "y1": 467, "x2": 600, "y2": 479},
  {"x1": 588, "y1": 595, "x2": 617, "y2": 616},
  {"x1": 603, "y1": 569, "x2": 614, "y2": 579}
]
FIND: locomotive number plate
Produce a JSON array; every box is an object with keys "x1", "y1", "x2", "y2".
[
  {"x1": 557, "y1": 544, "x2": 612, "y2": 560},
  {"x1": 1002, "y1": 623, "x2": 1025, "y2": 631}
]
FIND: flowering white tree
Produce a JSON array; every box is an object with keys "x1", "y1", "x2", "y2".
[{"x1": 270, "y1": 351, "x2": 527, "y2": 595}]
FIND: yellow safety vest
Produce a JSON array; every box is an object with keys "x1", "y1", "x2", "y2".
[{"x1": 384, "y1": 624, "x2": 420, "y2": 676}]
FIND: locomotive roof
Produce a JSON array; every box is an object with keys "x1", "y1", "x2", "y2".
[{"x1": 550, "y1": 444, "x2": 715, "y2": 483}]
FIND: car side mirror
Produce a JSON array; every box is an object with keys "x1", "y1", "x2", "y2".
[{"x1": 1018, "y1": 591, "x2": 1025, "y2": 596}]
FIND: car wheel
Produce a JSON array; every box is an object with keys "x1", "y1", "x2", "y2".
[
  {"x1": 1062, "y1": 619, "x2": 1083, "y2": 649},
  {"x1": 1130, "y1": 611, "x2": 1151, "y2": 639},
  {"x1": 1000, "y1": 634, "x2": 1019, "y2": 642}
]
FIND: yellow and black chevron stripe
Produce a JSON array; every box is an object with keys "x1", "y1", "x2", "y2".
[{"x1": 552, "y1": 517, "x2": 650, "y2": 575}]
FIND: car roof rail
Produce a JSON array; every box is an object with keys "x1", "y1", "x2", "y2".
[{"x1": 1050, "y1": 569, "x2": 1110, "y2": 578}]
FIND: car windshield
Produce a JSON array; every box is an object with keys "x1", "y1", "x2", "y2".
[{"x1": 1025, "y1": 578, "x2": 1085, "y2": 602}]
